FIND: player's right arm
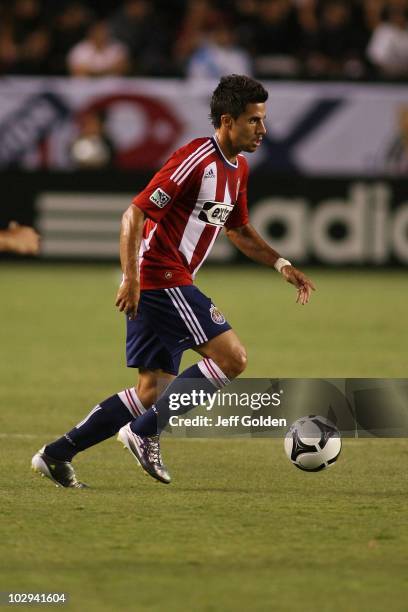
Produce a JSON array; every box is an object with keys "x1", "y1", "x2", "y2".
[
  {"x1": 116, "y1": 138, "x2": 208, "y2": 317},
  {"x1": 115, "y1": 205, "x2": 145, "y2": 319}
]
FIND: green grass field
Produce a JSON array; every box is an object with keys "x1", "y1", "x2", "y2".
[{"x1": 1, "y1": 263, "x2": 407, "y2": 611}]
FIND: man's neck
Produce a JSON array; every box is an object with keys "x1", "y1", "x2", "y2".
[{"x1": 214, "y1": 132, "x2": 238, "y2": 164}]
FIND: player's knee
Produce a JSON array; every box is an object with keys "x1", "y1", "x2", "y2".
[{"x1": 232, "y1": 347, "x2": 248, "y2": 377}]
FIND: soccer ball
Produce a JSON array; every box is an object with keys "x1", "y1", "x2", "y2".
[{"x1": 284, "y1": 415, "x2": 341, "y2": 472}]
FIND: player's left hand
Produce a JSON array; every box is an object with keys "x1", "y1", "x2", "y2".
[
  {"x1": 282, "y1": 266, "x2": 316, "y2": 305},
  {"x1": 7, "y1": 221, "x2": 40, "y2": 254}
]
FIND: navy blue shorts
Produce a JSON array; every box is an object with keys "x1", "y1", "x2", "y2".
[{"x1": 126, "y1": 285, "x2": 231, "y2": 375}]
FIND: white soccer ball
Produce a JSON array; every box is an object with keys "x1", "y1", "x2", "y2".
[{"x1": 284, "y1": 415, "x2": 341, "y2": 471}]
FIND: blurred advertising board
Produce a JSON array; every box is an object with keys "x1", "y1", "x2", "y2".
[
  {"x1": 1, "y1": 171, "x2": 407, "y2": 265},
  {"x1": 0, "y1": 78, "x2": 407, "y2": 175}
]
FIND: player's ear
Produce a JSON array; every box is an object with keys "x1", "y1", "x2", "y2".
[{"x1": 220, "y1": 114, "x2": 233, "y2": 129}]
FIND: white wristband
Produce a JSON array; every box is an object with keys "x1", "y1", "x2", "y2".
[{"x1": 274, "y1": 257, "x2": 292, "y2": 273}]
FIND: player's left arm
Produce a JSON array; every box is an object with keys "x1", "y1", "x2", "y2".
[{"x1": 225, "y1": 223, "x2": 316, "y2": 305}]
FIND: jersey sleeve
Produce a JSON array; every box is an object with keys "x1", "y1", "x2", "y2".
[
  {"x1": 132, "y1": 141, "x2": 203, "y2": 223},
  {"x1": 225, "y1": 156, "x2": 249, "y2": 229}
]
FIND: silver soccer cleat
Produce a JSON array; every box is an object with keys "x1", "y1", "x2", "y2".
[
  {"x1": 117, "y1": 424, "x2": 171, "y2": 484},
  {"x1": 31, "y1": 446, "x2": 88, "y2": 488}
]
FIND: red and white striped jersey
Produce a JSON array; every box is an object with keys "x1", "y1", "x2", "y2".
[{"x1": 133, "y1": 136, "x2": 249, "y2": 289}]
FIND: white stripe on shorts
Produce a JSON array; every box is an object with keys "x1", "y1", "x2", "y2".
[
  {"x1": 172, "y1": 287, "x2": 208, "y2": 344},
  {"x1": 165, "y1": 288, "x2": 208, "y2": 345}
]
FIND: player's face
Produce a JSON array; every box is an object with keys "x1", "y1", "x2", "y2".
[{"x1": 230, "y1": 102, "x2": 267, "y2": 153}]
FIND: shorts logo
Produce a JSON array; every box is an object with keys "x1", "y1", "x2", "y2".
[
  {"x1": 164, "y1": 271, "x2": 173, "y2": 279},
  {"x1": 198, "y1": 201, "x2": 234, "y2": 227},
  {"x1": 149, "y1": 188, "x2": 171, "y2": 208},
  {"x1": 210, "y1": 304, "x2": 225, "y2": 325}
]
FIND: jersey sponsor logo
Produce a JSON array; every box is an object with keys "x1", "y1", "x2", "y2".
[
  {"x1": 149, "y1": 187, "x2": 171, "y2": 208},
  {"x1": 204, "y1": 167, "x2": 215, "y2": 179},
  {"x1": 210, "y1": 304, "x2": 226, "y2": 325},
  {"x1": 198, "y1": 200, "x2": 234, "y2": 226}
]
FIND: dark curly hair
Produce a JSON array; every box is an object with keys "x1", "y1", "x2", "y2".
[{"x1": 210, "y1": 74, "x2": 268, "y2": 128}]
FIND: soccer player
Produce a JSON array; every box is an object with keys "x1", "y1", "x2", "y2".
[{"x1": 32, "y1": 75, "x2": 315, "y2": 488}]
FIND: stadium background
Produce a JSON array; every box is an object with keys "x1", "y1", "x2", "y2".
[{"x1": 1, "y1": 1, "x2": 407, "y2": 611}]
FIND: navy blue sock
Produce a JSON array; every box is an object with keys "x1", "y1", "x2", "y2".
[
  {"x1": 130, "y1": 358, "x2": 229, "y2": 437},
  {"x1": 45, "y1": 389, "x2": 145, "y2": 462}
]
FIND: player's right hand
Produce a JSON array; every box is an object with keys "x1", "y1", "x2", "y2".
[{"x1": 115, "y1": 278, "x2": 140, "y2": 319}]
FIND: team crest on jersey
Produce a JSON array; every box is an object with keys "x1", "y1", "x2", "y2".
[
  {"x1": 149, "y1": 187, "x2": 171, "y2": 208},
  {"x1": 210, "y1": 304, "x2": 226, "y2": 325},
  {"x1": 198, "y1": 200, "x2": 233, "y2": 227}
]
